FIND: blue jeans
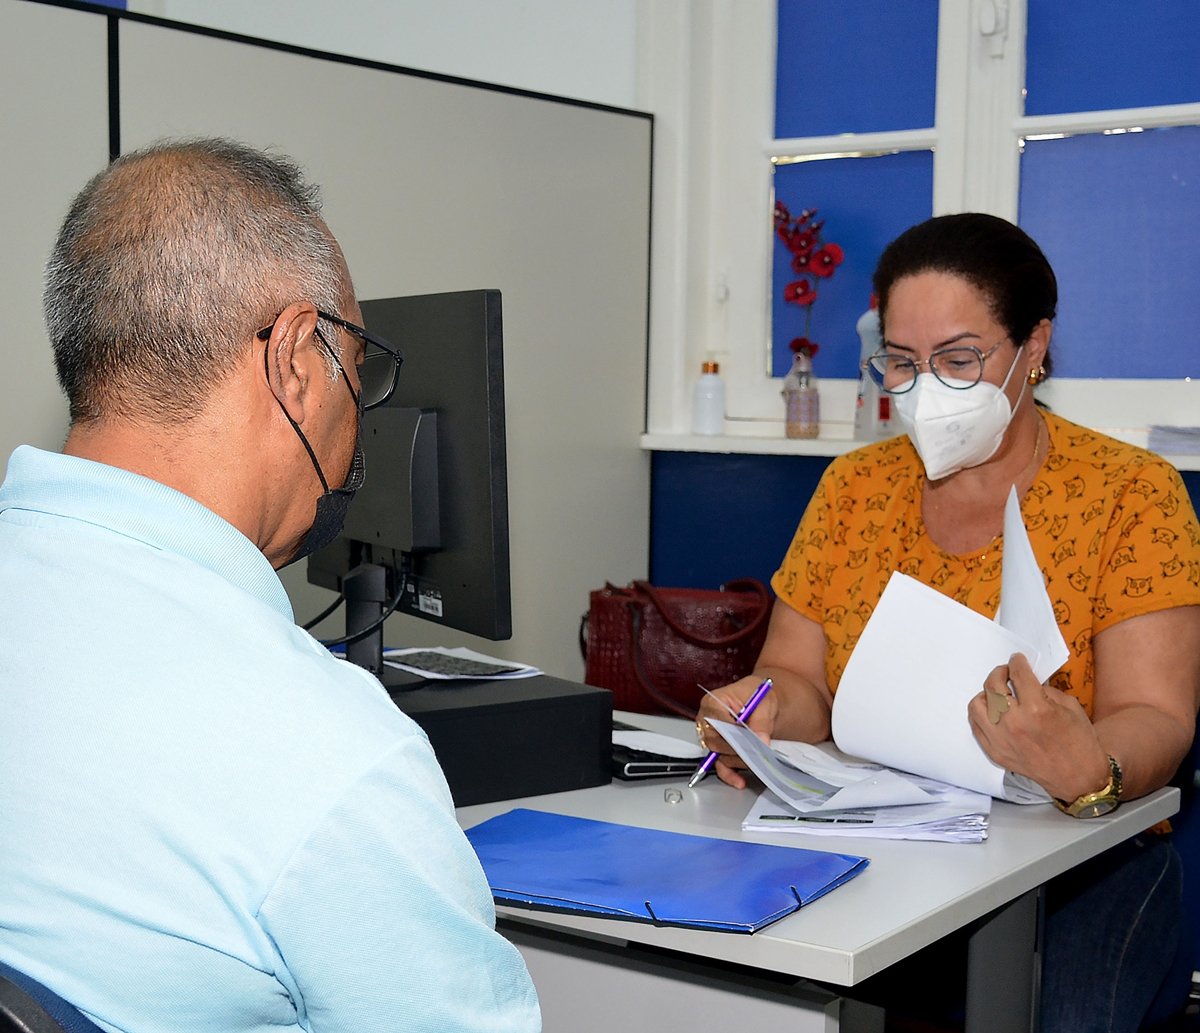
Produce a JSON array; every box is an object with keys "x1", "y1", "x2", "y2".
[{"x1": 1041, "y1": 833, "x2": 1184, "y2": 1033}]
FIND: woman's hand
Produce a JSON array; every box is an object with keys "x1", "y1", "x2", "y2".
[
  {"x1": 968, "y1": 652, "x2": 1109, "y2": 801},
  {"x1": 970, "y1": 607, "x2": 1200, "y2": 804},
  {"x1": 695, "y1": 675, "x2": 781, "y2": 790},
  {"x1": 693, "y1": 602, "x2": 834, "y2": 789}
]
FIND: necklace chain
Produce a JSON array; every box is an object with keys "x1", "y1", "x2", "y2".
[{"x1": 1022, "y1": 414, "x2": 1045, "y2": 484}]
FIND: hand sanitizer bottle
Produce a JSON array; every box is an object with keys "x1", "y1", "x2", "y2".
[
  {"x1": 691, "y1": 360, "x2": 725, "y2": 435},
  {"x1": 853, "y1": 296, "x2": 890, "y2": 440}
]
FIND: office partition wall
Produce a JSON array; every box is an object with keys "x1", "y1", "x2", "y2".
[
  {"x1": 0, "y1": 0, "x2": 110, "y2": 469},
  {"x1": 0, "y1": 0, "x2": 653, "y2": 678}
]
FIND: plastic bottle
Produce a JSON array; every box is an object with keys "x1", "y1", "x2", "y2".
[
  {"x1": 853, "y1": 296, "x2": 892, "y2": 440},
  {"x1": 782, "y1": 347, "x2": 820, "y2": 439},
  {"x1": 691, "y1": 360, "x2": 725, "y2": 435}
]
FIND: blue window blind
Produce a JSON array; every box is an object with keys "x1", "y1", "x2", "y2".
[
  {"x1": 772, "y1": 152, "x2": 932, "y2": 378},
  {"x1": 775, "y1": 0, "x2": 937, "y2": 138},
  {"x1": 1019, "y1": 126, "x2": 1200, "y2": 379},
  {"x1": 1026, "y1": 0, "x2": 1200, "y2": 115}
]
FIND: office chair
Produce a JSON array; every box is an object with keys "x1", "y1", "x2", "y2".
[{"x1": 0, "y1": 963, "x2": 103, "y2": 1033}]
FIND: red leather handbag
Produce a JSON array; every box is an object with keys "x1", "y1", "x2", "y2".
[{"x1": 580, "y1": 579, "x2": 772, "y2": 718}]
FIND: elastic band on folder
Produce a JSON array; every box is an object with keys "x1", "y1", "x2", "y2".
[
  {"x1": 789, "y1": 885, "x2": 803, "y2": 905},
  {"x1": 643, "y1": 900, "x2": 662, "y2": 925}
]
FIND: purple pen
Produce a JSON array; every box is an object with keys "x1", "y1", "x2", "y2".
[{"x1": 687, "y1": 677, "x2": 773, "y2": 788}]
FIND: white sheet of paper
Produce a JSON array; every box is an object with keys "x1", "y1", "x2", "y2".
[
  {"x1": 815, "y1": 769, "x2": 933, "y2": 811},
  {"x1": 829, "y1": 487, "x2": 1067, "y2": 802},
  {"x1": 612, "y1": 729, "x2": 706, "y2": 760},
  {"x1": 831, "y1": 571, "x2": 1042, "y2": 799},
  {"x1": 995, "y1": 487, "x2": 1070, "y2": 681},
  {"x1": 771, "y1": 740, "x2": 892, "y2": 788}
]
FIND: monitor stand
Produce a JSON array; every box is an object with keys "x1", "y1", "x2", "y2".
[{"x1": 341, "y1": 561, "x2": 431, "y2": 690}]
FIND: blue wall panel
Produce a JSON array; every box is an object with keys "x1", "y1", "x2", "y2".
[
  {"x1": 1020, "y1": 126, "x2": 1200, "y2": 379},
  {"x1": 650, "y1": 451, "x2": 831, "y2": 591},
  {"x1": 650, "y1": 455, "x2": 1200, "y2": 594},
  {"x1": 775, "y1": 0, "x2": 937, "y2": 138},
  {"x1": 1026, "y1": 0, "x2": 1200, "y2": 115}
]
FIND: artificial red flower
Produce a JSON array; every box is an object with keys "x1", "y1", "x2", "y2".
[
  {"x1": 809, "y1": 243, "x2": 844, "y2": 278},
  {"x1": 784, "y1": 279, "x2": 817, "y2": 306},
  {"x1": 787, "y1": 228, "x2": 817, "y2": 256},
  {"x1": 775, "y1": 204, "x2": 843, "y2": 360}
]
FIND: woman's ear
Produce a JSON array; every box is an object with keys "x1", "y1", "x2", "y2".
[
  {"x1": 262, "y1": 302, "x2": 322, "y2": 425},
  {"x1": 1025, "y1": 318, "x2": 1053, "y2": 373}
]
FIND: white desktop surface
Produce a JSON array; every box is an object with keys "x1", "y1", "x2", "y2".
[{"x1": 457, "y1": 713, "x2": 1179, "y2": 988}]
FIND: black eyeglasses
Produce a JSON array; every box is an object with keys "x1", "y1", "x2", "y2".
[
  {"x1": 864, "y1": 340, "x2": 1005, "y2": 394},
  {"x1": 257, "y1": 310, "x2": 404, "y2": 411},
  {"x1": 315, "y1": 311, "x2": 404, "y2": 411}
]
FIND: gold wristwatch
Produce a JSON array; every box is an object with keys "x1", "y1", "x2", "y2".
[{"x1": 1053, "y1": 754, "x2": 1123, "y2": 818}]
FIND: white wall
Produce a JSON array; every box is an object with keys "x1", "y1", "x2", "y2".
[{"x1": 128, "y1": 0, "x2": 640, "y2": 109}]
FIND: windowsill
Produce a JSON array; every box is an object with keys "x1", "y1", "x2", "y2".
[
  {"x1": 640, "y1": 425, "x2": 1200, "y2": 471},
  {"x1": 640, "y1": 422, "x2": 867, "y2": 458}
]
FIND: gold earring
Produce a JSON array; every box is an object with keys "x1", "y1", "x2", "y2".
[{"x1": 1028, "y1": 365, "x2": 1047, "y2": 386}]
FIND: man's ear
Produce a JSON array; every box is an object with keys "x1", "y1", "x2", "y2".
[{"x1": 262, "y1": 302, "x2": 323, "y2": 425}]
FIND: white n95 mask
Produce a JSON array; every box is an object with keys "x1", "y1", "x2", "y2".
[{"x1": 893, "y1": 350, "x2": 1026, "y2": 481}]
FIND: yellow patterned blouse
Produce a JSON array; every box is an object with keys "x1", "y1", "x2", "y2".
[{"x1": 772, "y1": 411, "x2": 1200, "y2": 714}]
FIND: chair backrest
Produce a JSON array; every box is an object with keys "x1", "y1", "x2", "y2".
[
  {"x1": 0, "y1": 977, "x2": 66, "y2": 1033},
  {"x1": 0, "y1": 964, "x2": 102, "y2": 1033}
]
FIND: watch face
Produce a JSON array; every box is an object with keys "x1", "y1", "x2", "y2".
[{"x1": 1074, "y1": 797, "x2": 1118, "y2": 819}]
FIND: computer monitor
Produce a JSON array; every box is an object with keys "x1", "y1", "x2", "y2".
[{"x1": 307, "y1": 290, "x2": 511, "y2": 685}]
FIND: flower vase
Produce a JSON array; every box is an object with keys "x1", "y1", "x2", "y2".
[{"x1": 782, "y1": 350, "x2": 820, "y2": 439}]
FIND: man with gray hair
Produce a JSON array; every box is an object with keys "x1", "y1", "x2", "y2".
[{"x1": 0, "y1": 138, "x2": 540, "y2": 1033}]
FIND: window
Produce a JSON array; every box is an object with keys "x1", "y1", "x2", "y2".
[{"x1": 642, "y1": 0, "x2": 1200, "y2": 445}]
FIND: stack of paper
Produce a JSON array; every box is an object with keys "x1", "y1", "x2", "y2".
[
  {"x1": 382, "y1": 646, "x2": 542, "y2": 680},
  {"x1": 717, "y1": 723, "x2": 991, "y2": 843},
  {"x1": 1148, "y1": 425, "x2": 1200, "y2": 456}
]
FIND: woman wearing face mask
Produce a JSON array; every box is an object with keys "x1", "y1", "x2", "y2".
[{"x1": 698, "y1": 213, "x2": 1200, "y2": 1033}]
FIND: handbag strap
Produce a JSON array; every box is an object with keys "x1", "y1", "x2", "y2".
[
  {"x1": 628, "y1": 604, "x2": 700, "y2": 719},
  {"x1": 631, "y1": 579, "x2": 771, "y2": 648}
]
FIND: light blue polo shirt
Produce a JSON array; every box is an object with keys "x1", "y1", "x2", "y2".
[{"x1": 0, "y1": 446, "x2": 539, "y2": 1033}]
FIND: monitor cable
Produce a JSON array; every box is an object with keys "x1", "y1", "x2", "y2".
[
  {"x1": 301, "y1": 593, "x2": 345, "y2": 631},
  {"x1": 319, "y1": 557, "x2": 412, "y2": 649}
]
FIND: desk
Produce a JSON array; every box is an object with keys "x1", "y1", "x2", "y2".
[{"x1": 458, "y1": 713, "x2": 1179, "y2": 1033}]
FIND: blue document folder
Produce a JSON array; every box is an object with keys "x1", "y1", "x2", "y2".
[{"x1": 465, "y1": 808, "x2": 869, "y2": 934}]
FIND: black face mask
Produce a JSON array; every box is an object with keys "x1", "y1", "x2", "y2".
[
  {"x1": 278, "y1": 379, "x2": 366, "y2": 567},
  {"x1": 290, "y1": 439, "x2": 365, "y2": 564},
  {"x1": 263, "y1": 322, "x2": 370, "y2": 567}
]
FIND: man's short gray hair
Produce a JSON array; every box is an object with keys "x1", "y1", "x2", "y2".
[{"x1": 44, "y1": 138, "x2": 351, "y2": 424}]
